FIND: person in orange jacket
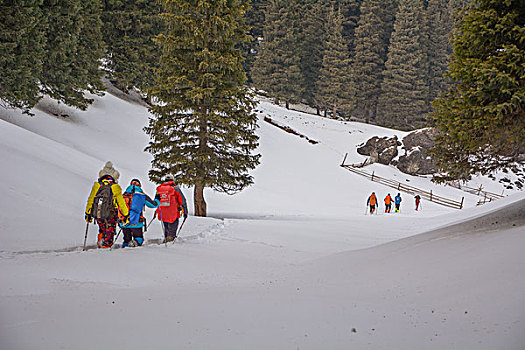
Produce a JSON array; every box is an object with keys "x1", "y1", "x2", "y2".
[
  {"x1": 85, "y1": 161, "x2": 129, "y2": 248},
  {"x1": 384, "y1": 193, "x2": 393, "y2": 213},
  {"x1": 367, "y1": 192, "x2": 378, "y2": 214}
]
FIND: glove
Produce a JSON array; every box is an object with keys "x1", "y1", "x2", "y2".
[{"x1": 85, "y1": 213, "x2": 93, "y2": 223}]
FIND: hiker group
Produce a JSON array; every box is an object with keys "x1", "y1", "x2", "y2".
[
  {"x1": 84, "y1": 161, "x2": 188, "y2": 249},
  {"x1": 366, "y1": 192, "x2": 421, "y2": 214}
]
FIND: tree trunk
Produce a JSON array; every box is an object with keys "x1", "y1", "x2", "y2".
[
  {"x1": 273, "y1": 97, "x2": 279, "y2": 105},
  {"x1": 333, "y1": 106, "x2": 337, "y2": 119},
  {"x1": 316, "y1": 107, "x2": 320, "y2": 115},
  {"x1": 285, "y1": 100, "x2": 289, "y2": 109},
  {"x1": 194, "y1": 181, "x2": 207, "y2": 217}
]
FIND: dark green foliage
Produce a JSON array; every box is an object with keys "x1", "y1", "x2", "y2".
[
  {"x1": 251, "y1": 0, "x2": 304, "y2": 106},
  {"x1": 423, "y1": 0, "x2": 452, "y2": 108},
  {"x1": 40, "y1": 0, "x2": 105, "y2": 110},
  {"x1": 351, "y1": 0, "x2": 396, "y2": 122},
  {"x1": 335, "y1": 0, "x2": 363, "y2": 56},
  {"x1": 146, "y1": 0, "x2": 260, "y2": 217},
  {"x1": 315, "y1": 7, "x2": 352, "y2": 117},
  {"x1": 243, "y1": 0, "x2": 269, "y2": 82},
  {"x1": 377, "y1": 0, "x2": 428, "y2": 129},
  {"x1": 0, "y1": 0, "x2": 45, "y2": 113},
  {"x1": 102, "y1": 0, "x2": 163, "y2": 94},
  {"x1": 295, "y1": 0, "x2": 326, "y2": 106},
  {"x1": 432, "y1": 0, "x2": 525, "y2": 181}
]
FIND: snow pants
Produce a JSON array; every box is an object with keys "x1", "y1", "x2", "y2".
[
  {"x1": 369, "y1": 204, "x2": 376, "y2": 214},
  {"x1": 395, "y1": 203, "x2": 400, "y2": 212},
  {"x1": 123, "y1": 227, "x2": 144, "y2": 244},
  {"x1": 96, "y1": 216, "x2": 117, "y2": 248},
  {"x1": 163, "y1": 219, "x2": 180, "y2": 239},
  {"x1": 385, "y1": 203, "x2": 392, "y2": 213}
]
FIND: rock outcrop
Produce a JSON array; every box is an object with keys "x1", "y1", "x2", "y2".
[{"x1": 356, "y1": 128, "x2": 438, "y2": 175}]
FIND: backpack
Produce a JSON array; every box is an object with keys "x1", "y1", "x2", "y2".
[
  {"x1": 118, "y1": 190, "x2": 146, "y2": 225},
  {"x1": 91, "y1": 182, "x2": 115, "y2": 220}
]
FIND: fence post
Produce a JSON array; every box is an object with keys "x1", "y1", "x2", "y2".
[
  {"x1": 460, "y1": 196, "x2": 464, "y2": 209},
  {"x1": 371, "y1": 171, "x2": 375, "y2": 181},
  {"x1": 430, "y1": 190, "x2": 433, "y2": 202},
  {"x1": 341, "y1": 153, "x2": 348, "y2": 166},
  {"x1": 397, "y1": 183, "x2": 400, "y2": 190}
]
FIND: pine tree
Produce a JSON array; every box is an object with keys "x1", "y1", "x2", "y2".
[
  {"x1": 295, "y1": 0, "x2": 325, "y2": 106},
  {"x1": 315, "y1": 7, "x2": 352, "y2": 118},
  {"x1": 146, "y1": 0, "x2": 260, "y2": 217},
  {"x1": 350, "y1": 0, "x2": 395, "y2": 122},
  {"x1": 102, "y1": 0, "x2": 163, "y2": 96},
  {"x1": 39, "y1": 0, "x2": 105, "y2": 109},
  {"x1": 431, "y1": 0, "x2": 525, "y2": 181},
  {"x1": 0, "y1": 0, "x2": 45, "y2": 113},
  {"x1": 335, "y1": 0, "x2": 362, "y2": 56},
  {"x1": 251, "y1": 0, "x2": 304, "y2": 107},
  {"x1": 377, "y1": 0, "x2": 428, "y2": 129},
  {"x1": 243, "y1": 0, "x2": 269, "y2": 82},
  {"x1": 422, "y1": 0, "x2": 452, "y2": 108}
]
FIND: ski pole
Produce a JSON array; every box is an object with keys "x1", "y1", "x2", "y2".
[
  {"x1": 111, "y1": 226, "x2": 123, "y2": 250},
  {"x1": 177, "y1": 216, "x2": 188, "y2": 238},
  {"x1": 83, "y1": 222, "x2": 90, "y2": 251}
]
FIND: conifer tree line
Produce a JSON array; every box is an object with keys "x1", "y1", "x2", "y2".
[
  {"x1": 0, "y1": 0, "x2": 162, "y2": 113},
  {"x1": 251, "y1": 0, "x2": 472, "y2": 130}
]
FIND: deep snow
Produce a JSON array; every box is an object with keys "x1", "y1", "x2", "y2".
[{"x1": 0, "y1": 90, "x2": 524, "y2": 350}]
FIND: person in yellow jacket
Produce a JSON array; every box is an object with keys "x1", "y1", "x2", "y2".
[{"x1": 85, "y1": 161, "x2": 129, "y2": 248}]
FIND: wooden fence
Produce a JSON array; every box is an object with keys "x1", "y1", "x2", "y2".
[{"x1": 341, "y1": 154, "x2": 464, "y2": 210}]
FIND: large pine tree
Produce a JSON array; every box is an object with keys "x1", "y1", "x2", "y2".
[
  {"x1": 431, "y1": 0, "x2": 525, "y2": 181},
  {"x1": 350, "y1": 0, "x2": 395, "y2": 122},
  {"x1": 146, "y1": 0, "x2": 260, "y2": 217},
  {"x1": 0, "y1": 0, "x2": 46, "y2": 113},
  {"x1": 315, "y1": 7, "x2": 352, "y2": 118},
  {"x1": 377, "y1": 0, "x2": 428, "y2": 129}
]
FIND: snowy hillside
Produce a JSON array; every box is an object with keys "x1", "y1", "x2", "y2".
[{"x1": 0, "y1": 90, "x2": 524, "y2": 350}]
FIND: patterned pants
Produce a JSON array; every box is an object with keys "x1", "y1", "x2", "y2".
[{"x1": 96, "y1": 216, "x2": 117, "y2": 248}]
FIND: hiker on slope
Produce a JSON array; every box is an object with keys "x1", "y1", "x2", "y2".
[
  {"x1": 155, "y1": 175, "x2": 188, "y2": 243},
  {"x1": 384, "y1": 193, "x2": 393, "y2": 213},
  {"x1": 118, "y1": 178, "x2": 158, "y2": 248},
  {"x1": 394, "y1": 193, "x2": 402, "y2": 213},
  {"x1": 367, "y1": 192, "x2": 378, "y2": 214},
  {"x1": 414, "y1": 195, "x2": 421, "y2": 211},
  {"x1": 85, "y1": 161, "x2": 129, "y2": 248}
]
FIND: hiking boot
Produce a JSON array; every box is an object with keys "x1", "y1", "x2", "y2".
[
  {"x1": 164, "y1": 235, "x2": 175, "y2": 243},
  {"x1": 128, "y1": 240, "x2": 137, "y2": 247}
]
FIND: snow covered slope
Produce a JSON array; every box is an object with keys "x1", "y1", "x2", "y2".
[{"x1": 0, "y1": 90, "x2": 523, "y2": 350}]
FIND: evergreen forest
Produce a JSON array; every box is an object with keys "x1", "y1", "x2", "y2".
[{"x1": 1, "y1": 0, "x2": 523, "y2": 191}]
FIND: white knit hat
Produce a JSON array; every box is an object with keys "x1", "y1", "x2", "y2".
[{"x1": 98, "y1": 161, "x2": 120, "y2": 182}]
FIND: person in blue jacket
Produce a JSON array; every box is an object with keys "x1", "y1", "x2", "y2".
[
  {"x1": 118, "y1": 179, "x2": 158, "y2": 247},
  {"x1": 394, "y1": 193, "x2": 402, "y2": 213}
]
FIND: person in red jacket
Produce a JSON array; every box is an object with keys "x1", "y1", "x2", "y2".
[{"x1": 155, "y1": 175, "x2": 188, "y2": 242}]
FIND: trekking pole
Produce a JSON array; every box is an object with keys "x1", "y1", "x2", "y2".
[
  {"x1": 83, "y1": 222, "x2": 90, "y2": 251},
  {"x1": 177, "y1": 216, "x2": 188, "y2": 238},
  {"x1": 111, "y1": 226, "x2": 123, "y2": 250}
]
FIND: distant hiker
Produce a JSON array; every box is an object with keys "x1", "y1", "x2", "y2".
[
  {"x1": 155, "y1": 175, "x2": 188, "y2": 243},
  {"x1": 367, "y1": 192, "x2": 378, "y2": 214},
  {"x1": 415, "y1": 195, "x2": 421, "y2": 211},
  {"x1": 384, "y1": 193, "x2": 393, "y2": 213},
  {"x1": 85, "y1": 161, "x2": 129, "y2": 248},
  {"x1": 394, "y1": 193, "x2": 402, "y2": 212},
  {"x1": 118, "y1": 179, "x2": 158, "y2": 248}
]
